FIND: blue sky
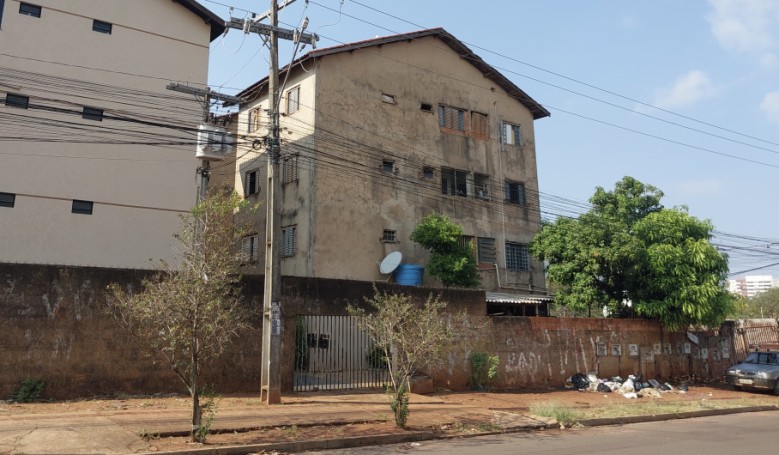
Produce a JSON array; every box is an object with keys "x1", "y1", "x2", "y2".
[{"x1": 202, "y1": 0, "x2": 779, "y2": 277}]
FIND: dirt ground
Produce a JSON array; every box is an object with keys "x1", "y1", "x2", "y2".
[{"x1": 3, "y1": 383, "x2": 778, "y2": 453}]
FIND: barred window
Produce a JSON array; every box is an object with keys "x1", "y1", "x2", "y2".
[
  {"x1": 438, "y1": 104, "x2": 466, "y2": 132},
  {"x1": 474, "y1": 173, "x2": 490, "y2": 200},
  {"x1": 244, "y1": 169, "x2": 260, "y2": 196},
  {"x1": 282, "y1": 225, "x2": 296, "y2": 257},
  {"x1": 382, "y1": 229, "x2": 397, "y2": 243},
  {"x1": 286, "y1": 86, "x2": 300, "y2": 115},
  {"x1": 502, "y1": 122, "x2": 522, "y2": 145},
  {"x1": 248, "y1": 106, "x2": 263, "y2": 133},
  {"x1": 241, "y1": 234, "x2": 259, "y2": 264},
  {"x1": 477, "y1": 237, "x2": 496, "y2": 264},
  {"x1": 441, "y1": 168, "x2": 468, "y2": 197},
  {"x1": 282, "y1": 155, "x2": 298, "y2": 183},
  {"x1": 505, "y1": 181, "x2": 526, "y2": 205},
  {"x1": 506, "y1": 242, "x2": 530, "y2": 271},
  {"x1": 459, "y1": 235, "x2": 475, "y2": 255}
]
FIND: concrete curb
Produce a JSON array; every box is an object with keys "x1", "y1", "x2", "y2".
[
  {"x1": 143, "y1": 405, "x2": 779, "y2": 455},
  {"x1": 580, "y1": 405, "x2": 779, "y2": 427}
]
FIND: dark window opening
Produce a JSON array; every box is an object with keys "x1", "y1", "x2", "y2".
[
  {"x1": 0, "y1": 192, "x2": 15, "y2": 208},
  {"x1": 92, "y1": 19, "x2": 112, "y2": 34},
  {"x1": 487, "y1": 303, "x2": 548, "y2": 317},
  {"x1": 244, "y1": 169, "x2": 259, "y2": 196},
  {"x1": 505, "y1": 181, "x2": 526, "y2": 205},
  {"x1": 382, "y1": 229, "x2": 397, "y2": 243},
  {"x1": 19, "y1": 2, "x2": 41, "y2": 17},
  {"x1": 0, "y1": 0, "x2": 6, "y2": 28},
  {"x1": 82, "y1": 106, "x2": 104, "y2": 121},
  {"x1": 477, "y1": 237, "x2": 496, "y2": 263},
  {"x1": 441, "y1": 168, "x2": 468, "y2": 197},
  {"x1": 474, "y1": 173, "x2": 490, "y2": 200},
  {"x1": 382, "y1": 160, "x2": 395, "y2": 173},
  {"x1": 5, "y1": 93, "x2": 29, "y2": 109},
  {"x1": 422, "y1": 166, "x2": 434, "y2": 179},
  {"x1": 506, "y1": 242, "x2": 530, "y2": 271},
  {"x1": 72, "y1": 200, "x2": 93, "y2": 215},
  {"x1": 420, "y1": 102, "x2": 433, "y2": 112}
]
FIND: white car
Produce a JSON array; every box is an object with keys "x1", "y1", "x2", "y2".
[{"x1": 726, "y1": 350, "x2": 779, "y2": 394}]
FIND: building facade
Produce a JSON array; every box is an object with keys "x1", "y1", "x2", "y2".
[
  {"x1": 0, "y1": 0, "x2": 223, "y2": 269},
  {"x1": 233, "y1": 29, "x2": 550, "y2": 300},
  {"x1": 728, "y1": 275, "x2": 777, "y2": 299}
]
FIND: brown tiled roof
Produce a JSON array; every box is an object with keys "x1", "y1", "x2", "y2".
[{"x1": 235, "y1": 28, "x2": 549, "y2": 119}]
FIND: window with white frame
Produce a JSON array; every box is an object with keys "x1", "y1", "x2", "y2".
[
  {"x1": 502, "y1": 122, "x2": 522, "y2": 145},
  {"x1": 477, "y1": 237, "x2": 496, "y2": 264},
  {"x1": 474, "y1": 173, "x2": 490, "y2": 200},
  {"x1": 441, "y1": 168, "x2": 468, "y2": 197},
  {"x1": 505, "y1": 180, "x2": 526, "y2": 205},
  {"x1": 286, "y1": 86, "x2": 300, "y2": 115},
  {"x1": 244, "y1": 169, "x2": 260, "y2": 197},
  {"x1": 505, "y1": 242, "x2": 530, "y2": 271},
  {"x1": 438, "y1": 104, "x2": 466, "y2": 132},
  {"x1": 282, "y1": 155, "x2": 299, "y2": 183},
  {"x1": 282, "y1": 225, "x2": 296, "y2": 257},
  {"x1": 241, "y1": 234, "x2": 259, "y2": 264}
]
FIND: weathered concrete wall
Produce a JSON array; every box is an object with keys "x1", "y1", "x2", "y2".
[{"x1": 1, "y1": 264, "x2": 735, "y2": 400}]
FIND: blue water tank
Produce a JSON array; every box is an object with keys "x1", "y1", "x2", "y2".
[{"x1": 394, "y1": 264, "x2": 424, "y2": 286}]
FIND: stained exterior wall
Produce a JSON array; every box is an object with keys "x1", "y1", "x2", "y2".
[
  {"x1": 0, "y1": 0, "x2": 216, "y2": 269},
  {"x1": 234, "y1": 33, "x2": 547, "y2": 295},
  {"x1": 1, "y1": 264, "x2": 738, "y2": 400}
]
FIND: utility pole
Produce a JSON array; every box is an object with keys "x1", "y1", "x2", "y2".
[{"x1": 225, "y1": 1, "x2": 316, "y2": 405}]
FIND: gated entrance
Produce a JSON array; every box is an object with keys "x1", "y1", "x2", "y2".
[
  {"x1": 294, "y1": 315, "x2": 389, "y2": 392},
  {"x1": 732, "y1": 321, "x2": 779, "y2": 362}
]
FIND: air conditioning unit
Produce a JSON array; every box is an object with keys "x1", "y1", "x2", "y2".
[{"x1": 196, "y1": 124, "x2": 234, "y2": 161}]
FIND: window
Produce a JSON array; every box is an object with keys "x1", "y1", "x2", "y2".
[
  {"x1": 19, "y1": 2, "x2": 41, "y2": 17},
  {"x1": 92, "y1": 19, "x2": 112, "y2": 34},
  {"x1": 5, "y1": 93, "x2": 29, "y2": 109},
  {"x1": 72, "y1": 200, "x2": 93, "y2": 215},
  {"x1": 382, "y1": 229, "x2": 397, "y2": 243},
  {"x1": 244, "y1": 169, "x2": 259, "y2": 196},
  {"x1": 477, "y1": 237, "x2": 496, "y2": 264},
  {"x1": 248, "y1": 106, "x2": 263, "y2": 133},
  {"x1": 474, "y1": 173, "x2": 490, "y2": 200},
  {"x1": 0, "y1": 192, "x2": 15, "y2": 208},
  {"x1": 422, "y1": 166, "x2": 434, "y2": 179},
  {"x1": 241, "y1": 234, "x2": 259, "y2": 264},
  {"x1": 382, "y1": 160, "x2": 395, "y2": 173},
  {"x1": 505, "y1": 181, "x2": 526, "y2": 205},
  {"x1": 286, "y1": 86, "x2": 300, "y2": 115},
  {"x1": 438, "y1": 104, "x2": 466, "y2": 132},
  {"x1": 502, "y1": 122, "x2": 522, "y2": 145},
  {"x1": 381, "y1": 93, "x2": 396, "y2": 105},
  {"x1": 282, "y1": 155, "x2": 298, "y2": 183},
  {"x1": 471, "y1": 112, "x2": 489, "y2": 139},
  {"x1": 459, "y1": 235, "x2": 475, "y2": 255},
  {"x1": 281, "y1": 225, "x2": 296, "y2": 257},
  {"x1": 0, "y1": 0, "x2": 5, "y2": 28},
  {"x1": 82, "y1": 106, "x2": 103, "y2": 121},
  {"x1": 506, "y1": 242, "x2": 530, "y2": 271},
  {"x1": 441, "y1": 168, "x2": 468, "y2": 197},
  {"x1": 420, "y1": 102, "x2": 433, "y2": 113}
]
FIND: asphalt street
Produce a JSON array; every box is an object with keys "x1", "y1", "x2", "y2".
[{"x1": 303, "y1": 410, "x2": 779, "y2": 455}]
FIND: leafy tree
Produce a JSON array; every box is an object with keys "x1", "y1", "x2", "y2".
[
  {"x1": 348, "y1": 288, "x2": 457, "y2": 427},
  {"x1": 531, "y1": 176, "x2": 735, "y2": 329},
  {"x1": 410, "y1": 213, "x2": 479, "y2": 288},
  {"x1": 106, "y1": 191, "x2": 254, "y2": 442},
  {"x1": 740, "y1": 288, "x2": 779, "y2": 318}
]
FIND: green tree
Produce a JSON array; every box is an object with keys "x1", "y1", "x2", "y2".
[
  {"x1": 531, "y1": 176, "x2": 735, "y2": 329},
  {"x1": 742, "y1": 288, "x2": 779, "y2": 318},
  {"x1": 410, "y1": 213, "x2": 479, "y2": 287},
  {"x1": 106, "y1": 191, "x2": 254, "y2": 443},
  {"x1": 348, "y1": 288, "x2": 457, "y2": 427}
]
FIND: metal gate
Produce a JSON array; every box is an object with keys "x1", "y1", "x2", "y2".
[
  {"x1": 294, "y1": 315, "x2": 389, "y2": 392},
  {"x1": 732, "y1": 321, "x2": 779, "y2": 362}
]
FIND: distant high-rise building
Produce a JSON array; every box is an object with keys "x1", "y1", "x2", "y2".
[{"x1": 728, "y1": 275, "x2": 777, "y2": 298}]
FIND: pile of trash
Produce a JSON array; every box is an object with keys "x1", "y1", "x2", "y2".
[{"x1": 566, "y1": 373, "x2": 689, "y2": 399}]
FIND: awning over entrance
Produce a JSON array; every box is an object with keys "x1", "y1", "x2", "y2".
[{"x1": 485, "y1": 292, "x2": 553, "y2": 317}]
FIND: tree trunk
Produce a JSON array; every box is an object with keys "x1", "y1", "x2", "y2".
[{"x1": 191, "y1": 345, "x2": 201, "y2": 442}]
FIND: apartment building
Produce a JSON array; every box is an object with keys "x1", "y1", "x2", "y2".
[
  {"x1": 0, "y1": 0, "x2": 224, "y2": 268},
  {"x1": 233, "y1": 28, "x2": 551, "y2": 302}
]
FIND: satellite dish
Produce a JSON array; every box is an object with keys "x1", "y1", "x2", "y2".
[{"x1": 379, "y1": 251, "x2": 403, "y2": 274}]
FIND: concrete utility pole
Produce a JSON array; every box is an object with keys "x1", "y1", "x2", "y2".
[{"x1": 225, "y1": 1, "x2": 316, "y2": 405}]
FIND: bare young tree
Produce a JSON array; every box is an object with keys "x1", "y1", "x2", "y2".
[
  {"x1": 106, "y1": 191, "x2": 255, "y2": 442},
  {"x1": 348, "y1": 288, "x2": 457, "y2": 428}
]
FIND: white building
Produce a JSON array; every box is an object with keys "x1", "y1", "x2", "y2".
[
  {"x1": 728, "y1": 275, "x2": 777, "y2": 298},
  {"x1": 0, "y1": 0, "x2": 224, "y2": 269}
]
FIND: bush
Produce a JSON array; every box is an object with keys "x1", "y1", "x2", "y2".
[{"x1": 12, "y1": 378, "x2": 46, "y2": 403}]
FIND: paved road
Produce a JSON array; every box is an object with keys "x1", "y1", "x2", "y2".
[{"x1": 304, "y1": 410, "x2": 778, "y2": 454}]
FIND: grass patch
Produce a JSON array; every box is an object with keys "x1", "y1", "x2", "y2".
[
  {"x1": 583, "y1": 397, "x2": 770, "y2": 419},
  {"x1": 529, "y1": 402, "x2": 582, "y2": 426}
]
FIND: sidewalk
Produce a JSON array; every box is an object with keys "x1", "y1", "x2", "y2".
[{"x1": 0, "y1": 393, "x2": 551, "y2": 455}]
